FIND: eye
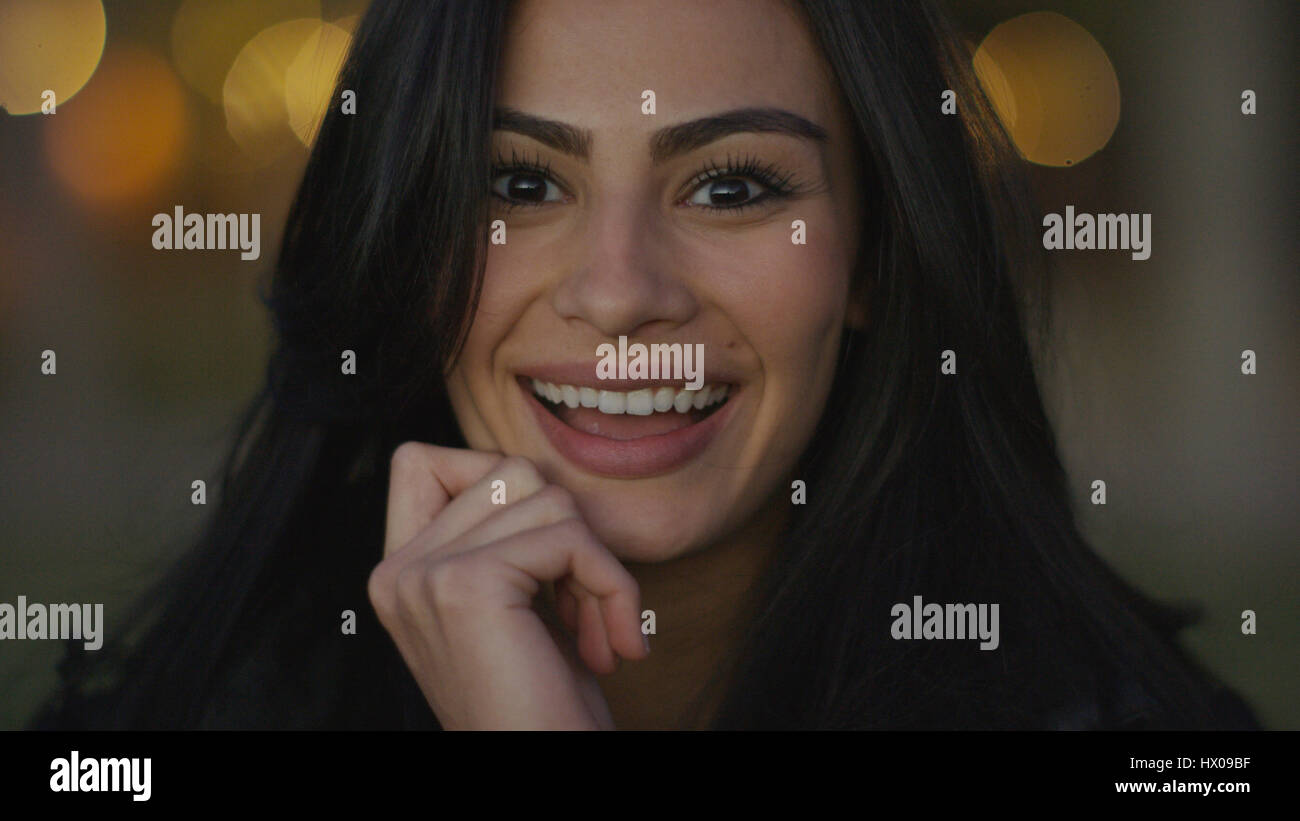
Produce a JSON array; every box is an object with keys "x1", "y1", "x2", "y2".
[
  {"x1": 687, "y1": 177, "x2": 769, "y2": 209},
  {"x1": 680, "y1": 154, "x2": 800, "y2": 213},
  {"x1": 491, "y1": 170, "x2": 565, "y2": 205}
]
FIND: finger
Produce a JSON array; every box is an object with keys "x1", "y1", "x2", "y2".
[
  {"x1": 468, "y1": 519, "x2": 646, "y2": 662},
  {"x1": 383, "y1": 443, "x2": 503, "y2": 557},
  {"x1": 399, "y1": 456, "x2": 550, "y2": 561},
  {"x1": 555, "y1": 580, "x2": 580, "y2": 635},
  {"x1": 602, "y1": 595, "x2": 648, "y2": 658},
  {"x1": 576, "y1": 583, "x2": 617, "y2": 674},
  {"x1": 415, "y1": 483, "x2": 578, "y2": 562}
]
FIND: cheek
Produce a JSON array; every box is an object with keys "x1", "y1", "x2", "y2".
[
  {"x1": 478, "y1": 242, "x2": 543, "y2": 324},
  {"x1": 754, "y1": 240, "x2": 847, "y2": 367},
  {"x1": 445, "y1": 254, "x2": 522, "y2": 443},
  {"x1": 674, "y1": 215, "x2": 852, "y2": 494},
  {"x1": 459, "y1": 240, "x2": 556, "y2": 372},
  {"x1": 444, "y1": 360, "x2": 493, "y2": 450},
  {"x1": 695, "y1": 215, "x2": 852, "y2": 378},
  {"x1": 447, "y1": 240, "x2": 564, "y2": 448},
  {"x1": 746, "y1": 234, "x2": 848, "y2": 463}
]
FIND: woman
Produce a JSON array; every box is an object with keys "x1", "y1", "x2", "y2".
[{"x1": 35, "y1": 0, "x2": 1257, "y2": 729}]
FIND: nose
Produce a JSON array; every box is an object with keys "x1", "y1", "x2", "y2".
[{"x1": 551, "y1": 193, "x2": 698, "y2": 338}]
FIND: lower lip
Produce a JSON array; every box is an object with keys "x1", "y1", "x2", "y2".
[{"x1": 521, "y1": 380, "x2": 740, "y2": 479}]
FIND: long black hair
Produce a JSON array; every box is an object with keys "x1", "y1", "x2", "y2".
[{"x1": 34, "y1": 0, "x2": 1256, "y2": 729}]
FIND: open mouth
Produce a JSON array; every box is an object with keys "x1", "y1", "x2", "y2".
[{"x1": 519, "y1": 376, "x2": 732, "y2": 441}]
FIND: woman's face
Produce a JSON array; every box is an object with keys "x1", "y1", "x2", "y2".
[{"x1": 446, "y1": 0, "x2": 863, "y2": 562}]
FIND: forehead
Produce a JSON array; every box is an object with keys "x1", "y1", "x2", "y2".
[{"x1": 498, "y1": 0, "x2": 838, "y2": 130}]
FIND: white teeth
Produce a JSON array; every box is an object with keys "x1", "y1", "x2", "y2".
[
  {"x1": 626, "y1": 389, "x2": 654, "y2": 416},
  {"x1": 691, "y1": 385, "x2": 712, "y2": 410},
  {"x1": 597, "y1": 390, "x2": 626, "y2": 414},
  {"x1": 531, "y1": 379, "x2": 731, "y2": 416},
  {"x1": 652, "y1": 386, "x2": 675, "y2": 412}
]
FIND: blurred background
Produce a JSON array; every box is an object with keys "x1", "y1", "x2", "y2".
[{"x1": 1, "y1": 0, "x2": 1295, "y2": 729}]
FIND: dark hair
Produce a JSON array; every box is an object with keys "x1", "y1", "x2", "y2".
[{"x1": 34, "y1": 0, "x2": 1256, "y2": 730}]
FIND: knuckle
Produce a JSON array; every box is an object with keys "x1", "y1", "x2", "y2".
[
  {"x1": 499, "y1": 454, "x2": 542, "y2": 484},
  {"x1": 534, "y1": 484, "x2": 579, "y2": 522},
  {"x1": 389, "y1": 441, "x2": 427, "y2": 475},
  {"x1": 498, "y1": 454, "x2": 531, "y2": 471},
  {"x1": 426, "y1": 558, "x2": 479, "y2": 607},
  {"x1": 393, "y1": 564, "x2": 428, "y2": 611},
  {"x1": 367, "y1": 562, "x2": 402, "y2": 620}
]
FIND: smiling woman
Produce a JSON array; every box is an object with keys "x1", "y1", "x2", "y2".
[{"x1": 34, "y1": 0, "x2": 1257, "y2": 730}]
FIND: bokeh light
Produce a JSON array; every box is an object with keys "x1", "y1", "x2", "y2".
[
  {"x1": 221, "y1": 18, "x2": 322, "y2": 164},
  {"x1": 170, "y1": 0, "x2": 320, "y2": 105},
  {"x1": 973, "y1": 12, "x2": 1121, "y2": 167},
  {"x1": 42, "y1": 47, "x2": 191, "y2": 207},
  {"x1": 0, "y1": 0, "x2": 106, "y2": 115},
  {"x1": 285, "y1": 21, "x2": 352, "y2": 147}
]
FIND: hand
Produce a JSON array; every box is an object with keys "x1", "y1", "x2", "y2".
[{"x1": 368, "y1": 442, "x2": 648, "y2": 729}]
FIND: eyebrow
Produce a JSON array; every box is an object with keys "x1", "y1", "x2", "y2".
[
  {"x1": 492, "y1": 106, "x2": 829, "y2": 162},
  {"x1": 493, "y1": 106, "x2": 593, "y2": 159}
]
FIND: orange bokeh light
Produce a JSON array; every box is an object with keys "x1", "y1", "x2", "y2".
[
  {"x1": 43, "y1": 47, "x2": 191, "y2": 206},
  {"x1": 974, "y1": 12, "x2": 1121, "y2": 167}
]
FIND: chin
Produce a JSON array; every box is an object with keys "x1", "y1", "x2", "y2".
[{"x1": 568, "y1": 484, "x2": 721, "y2": 564}]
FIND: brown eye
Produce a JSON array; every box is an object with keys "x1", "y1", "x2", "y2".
[
  {"x1": 689, "y1": 177, "x2": 765, "y2": 208},
  {"x1": 682, "y1": 153, "x2": 798, "y2": 212},
  {"x1": 492, "y1": 171, "x2": 564, "y2": 204}
]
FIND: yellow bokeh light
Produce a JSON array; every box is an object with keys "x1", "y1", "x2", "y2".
[
  {"x1": 285, "y1": 22, "x2": 353, "y2": 147},
  {"x1": 973, "y1": 12, "x2": 1121, "y2": 167},
  {"x1": 222, "y1": 18, "x2": 322, "y2": 164},
  {"x1": 0, "y1": 0, "x2": 106, "y2": 115},
  {"x1": 43, "y1": 47, "x2": 191, "y2": 206},
  {"x1": 971, "y1": 47, "x2": 1017, "y2": 131},
  {"x1": 171, "y1": 0, "x2": 321, "y2": 105}
]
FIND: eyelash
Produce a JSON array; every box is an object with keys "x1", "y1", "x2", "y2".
[
  {"x1": 682, "y1": 153, "x2": 801, "y2": 212},
  {"x1": 488, "y1": 148, "x2": 802, "y2": 213},
  {"x1": 490, "y1": 148, "x2": 560, "y2": 212}
]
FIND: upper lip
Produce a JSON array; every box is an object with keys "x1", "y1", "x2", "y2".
[{"x1": 516, "y1": 362, "x2": 739, "y2": 392}]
